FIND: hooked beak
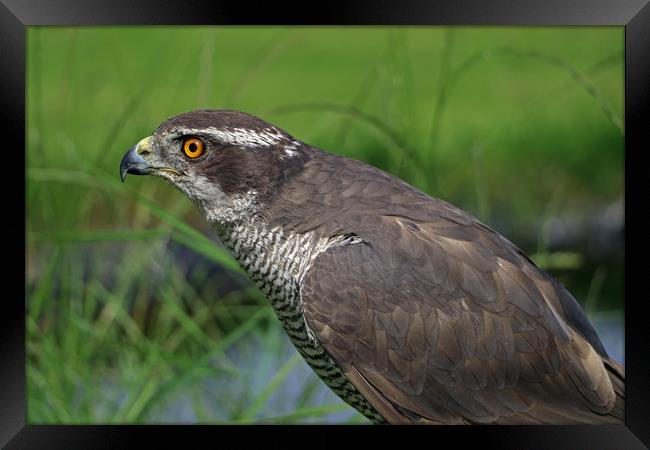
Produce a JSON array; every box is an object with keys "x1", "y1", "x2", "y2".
[{"x1": 120, "y1": 137, "x2": 153, "y2": 182}]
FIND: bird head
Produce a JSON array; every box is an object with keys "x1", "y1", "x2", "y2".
[{"x1": 120, "y1": 109, "x2": 304, "y2": 225}]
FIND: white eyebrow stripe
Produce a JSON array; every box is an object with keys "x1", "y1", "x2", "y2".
[{"x1": 174, "y1": 126, "x2": 289, "y2": 148}]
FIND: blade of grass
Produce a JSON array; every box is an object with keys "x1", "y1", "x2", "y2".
[
  {"x1": 427, "y1": 28, "x2": 455, "y2": 150},
  {"x1": 495, "y1": 47, "x2": 624, "y2": 135},
  {"x1": 447, "y1": 47, "x2": 624, "y2": 136},
  {"x1": 170, "y1": 228, "x2": 242, "y2": 273},
  {"x1": 224, "y1": 29, "x2": 304, "y2": 107},
  {"x1": 28, "y1": 228, "x2": 170, "y2": 242},
  {"x1": 136, "y1": 308, "x2": 272, "y2": 420},
  {"x1": 27, "y1": 362, "x2": 71, "y2": 423},
  {"x1": 344, "y1": 413, "x2": 371, "y2": 424},
  {"x1": 264, "y1": 101, "x2": 416, "y2": 170},
  {"x1": 196, "y1": 28, "x2": 218, "y2": 107},
  {"x1": 122, "y1": 375, "x2": 160, "y2": 422},
  {"x1": 471, "y1": 144, "x2": 490, "y2": 222},
  {"x1": 585, "y1": 266, "x2": 607, "y2": 315},
  {"x1": 237, "y1": 352, "x2": 303, "y2": 422},
  {"x1": 27, "y1": 244, "x2": 61, "y2": 324},
  {"x1": 529, "y1": 251, "x2": 583, "y2": 271},
  {"x1": 27, "y1": 166, "x2": 243, "y2": 273},
  {"x1": 249, "y1": 402, "x2": 354, "y2": 424},
  {"x1": 157, "y1": 284, "x2": 231, "y2": 356},
  {"x1": 94, "y1": 82, "x2": 151, "y2": 167},
  {"x1": 334, "y1": 67, "x2": 379, "y2": 146}
]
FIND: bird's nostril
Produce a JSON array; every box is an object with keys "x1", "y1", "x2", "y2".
[{"x1": 138, "y1": 149, "x2": 151, "y2": 156}]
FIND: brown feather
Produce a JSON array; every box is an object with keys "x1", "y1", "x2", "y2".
[{"x1": 288, "y1": 158, "x2": 624, "y2": 424}]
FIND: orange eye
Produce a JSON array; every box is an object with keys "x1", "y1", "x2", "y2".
[{"x1": 182, "y1": 138, "x2": 204, "y2": 158}]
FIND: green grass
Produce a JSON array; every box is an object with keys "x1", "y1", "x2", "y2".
[{"x1": 26, "y1": 26, "x2": 624, "y2": 424}]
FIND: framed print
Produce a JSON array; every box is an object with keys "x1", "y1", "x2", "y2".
[{"x1": 3, "y1": 0, "x2": 649, "y2": 448}]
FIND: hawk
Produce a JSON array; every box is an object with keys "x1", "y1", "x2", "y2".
[{"x1": 120, "y1": 109, "x2": 624, "y2": 424}]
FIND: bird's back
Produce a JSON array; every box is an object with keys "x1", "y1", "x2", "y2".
[
  {"x1": 268, "y1": 147, "x2": 610, "y2": 354},
  {"x1": 263, "y1": 146, "x2": 624, "y2": 424}
]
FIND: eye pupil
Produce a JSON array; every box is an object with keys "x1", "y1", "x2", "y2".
[{"x1": 183, "y1": 138, "x2": 204, "y2": 158}]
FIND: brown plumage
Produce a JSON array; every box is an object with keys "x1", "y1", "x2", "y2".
[{"x1": 120, "y1": 109, "x2": 624, "y2": 424}]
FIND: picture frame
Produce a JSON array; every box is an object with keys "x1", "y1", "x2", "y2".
[{"x1": 4, "y1": 0, "x2": 648, "y2": 447}]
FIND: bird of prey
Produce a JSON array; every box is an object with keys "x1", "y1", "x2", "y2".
[{"x1": 120, "y1": 109, "x2": 624, "y2": 424}]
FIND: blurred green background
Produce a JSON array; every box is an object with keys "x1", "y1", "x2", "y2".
[{"x1": 26, "y1": 26, "x2": 624, "y2": 424}]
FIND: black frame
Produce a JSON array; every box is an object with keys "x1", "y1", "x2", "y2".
[{"x1": 4, "y1": 0, "x2": 648, "y2": 448}]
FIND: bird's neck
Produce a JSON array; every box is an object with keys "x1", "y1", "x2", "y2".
[
  {"x1": 213, "y1": 217, "x2": 329, "y2": 349},
  {"x1": 214, "y1": 217, "x2": 325, "y2": 293}
]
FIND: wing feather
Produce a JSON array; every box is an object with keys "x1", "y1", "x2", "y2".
[{"x1": 300, "y1": 213, "x2": 622, "y2": 424}]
